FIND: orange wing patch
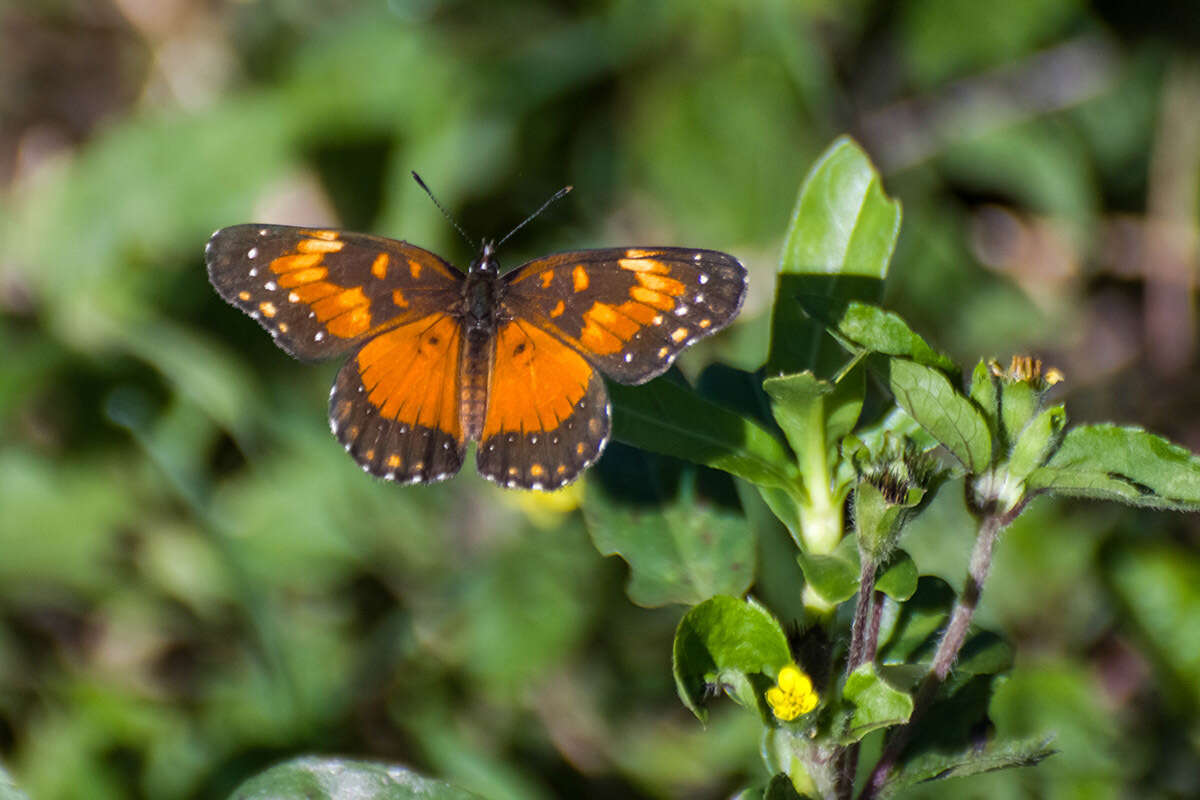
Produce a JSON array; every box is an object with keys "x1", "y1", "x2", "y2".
[
  {"x1": 301, "y1": 229, "x2": 339, "y2": 241},
  {"x1": 579, "y1": 301, "x2": 644, "y2": 355},
  {"x1": 356, "y1": 314, "x2": 462, "y2": 440},
  {"x1": 296, "y1": 238, "x2": 344, "y2": 254},
  {"x1": 628, "y1": 286, "x2": 676, "y2": 311},
  {"x1": 482, "y1": 320, "x2": 594, "y2": 439},
  {"x1": 371, "y1": 252, "x2": 389, "y2": 279},
  {"x1": 633, "y1": 271, "x2": 685, "y2": 297},
  {"x1": 270, "y1": 248, "x2": 372, "y2": 339},
  {"x1": 572, "y1": 265, "x2": 590, "y2": 292},
  {"x1": 618, "y1": 257, "x2": 669, "y2": 273}
]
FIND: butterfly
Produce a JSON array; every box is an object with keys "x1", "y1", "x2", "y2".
[{"x1": 205, "y1": 224, "x2": 746, "y2": 490}]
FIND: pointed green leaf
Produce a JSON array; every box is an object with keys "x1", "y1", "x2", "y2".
[
  {"x1": 883, "y1": 359, "x2": 992, "y2": 474},
  {"x1": 768, "y1": 137, "x2": 899, "y2": 375},
  {"x1": 841, "y1": 663, "x2": 914, "y2": 742},
  {"x1": 762, "y1": 371, "x2": 832, "y2": 465},
  {"x1": 611, "y1": 378, "x2": 798, "y2": 489},
  {"x1": 1026, "y1": 424, "x2": 1200, "y2": 510},
  {"x1": 998, "y1": 379, "x2": 1040, "y2": 450},
  {"x1": 968, "y1": 360, "x2": 999, "y2": 427},
  {"x1": 1006, "y1": 404, "x2": 1066, "y2": 481},
  {"x1": 801, "y1": 301, "x2": 957, "y2": 373},
  {"x1": 780, "y1": 138, "x2": 901, "y2": 280},
  {"x1": 881, "y1": 737, "x2": 1057, "y2": 797},
  {"x1": 228, "y1": 757, "x2": 486, "y2": 800},
  {"x1": 673, "y1": 595, "x2": 792, "y2": 721},
  {"x1": 583, "y1": 479, "x2": 754, "y2": 608},
  {"x1": 825, "y1": 362, "x2": 866, "y2": 447}
]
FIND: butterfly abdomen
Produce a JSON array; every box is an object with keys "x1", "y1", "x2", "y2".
[
  {"x1": 458, "y1": 270, "x2": 504, "y2": 442},
  {"x1": 460, "y1": 328, "x2": 492, "y2": 441}
]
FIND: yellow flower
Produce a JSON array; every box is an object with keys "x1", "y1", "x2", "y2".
[
  {"x1": 989, "y1": 355, "x2": 1064, "y2": 388},
  {"x1": 766, "y1": 663, "x2": 819, "y2": 722},
  {"x1": 502, "y1": 479, "x2": 585, "y2": 528}
]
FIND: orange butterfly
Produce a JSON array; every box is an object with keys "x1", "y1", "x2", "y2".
[{"x1": 206, "y1": 224, "x2": 746, "y2": 489}]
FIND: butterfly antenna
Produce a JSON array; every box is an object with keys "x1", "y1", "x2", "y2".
[
  {"x1": 496, "y1": 184, "x2": 573, "y2": 248},
  {"x1": 412, "y1": 172, "x2": 475, "y2": 249}
]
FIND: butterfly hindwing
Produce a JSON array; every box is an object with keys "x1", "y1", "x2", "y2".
[
  {"x1": 501, "y1": 247, "x2": 746, "y2": 384},
  {"x1": 206, "y1": 224, "x2": 462, "y2": 361},
  {"x1": 475, "y1": 318, "x2": 610, "y2": 490},
  {"x1": 329, "y1": 312, "x2": 467, "y2": 483}
]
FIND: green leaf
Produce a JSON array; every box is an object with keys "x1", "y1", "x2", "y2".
[
  {"x1": 883, "y1": 359, "x2": 992, "y2": 474},
  {"x1": 762, "y1": 367, "x2": 865, "y2": 463},
  {"x1": 610, "y1": 378, "x2": 799, "y2": 490},
  {"x1": 948, "y1": 631, "x2": 1014, "y2": 688},
  {"x1": 779, "y1": 138, "x2": 902, "y2": 280},
  {"x1": 997, "y1": 379, "x2": 1040, "y2": 450},
  {"x1": 673, "y1": 595, "x2": 792, "y2": 722},
  {"x1": 877, "y1": 577, "x2": 956, "y2": 663},
  {"x1": 762, "y1": 371, "x2": 832, "y2": 465},
  {"x1": 853, "y1": 478, "x2": 924, "y2": 561},
  {"x1": 824, "y1": 362, "x2": 867, "y2": 447},
  {"x1": 794, "y1": 536, "x2": 918, "y2": 606},
  {"x1": 1026, "y1": 424, "x2": 1200, "y2": 510},
  {"x1": 1006, "y1": 404, "x2": 1066, "y2": 481},
  {"x1": 768, "y1": 137, "x2": 899, "y2": 375},
  {"x1": 876, "y1": 550, "x2": 919, "y2": 601},
  {"x1": 968, "y1": 360, "x2": 999, "y2": 428},
  {"x1": 881, "y1": 737, "x2": 1057, "y2": 797},
  {"x1": 840, "y1": 663, "x2": 914, "y2": 742},
  {"x1": 801, "y1": 301, "x2": 957, "y2": 374},
  {"x1": 228, "y1": 757, "x2": 486, "y2": 800},
  {"x1": 756, "y1": 485, "x2": 808, "y2": 550},
  {"x1": 763, "y1": 774, "x2": 809, "y2": 800},
  {"x1": 583, "y1": 477, "x2": 755, "y2": 608},
  {"x1": 697, "y1": 363, "x2": 778, "y2": 433},
  {"x1": 795, "y1": 535, "x2": 860, "y2": 605}
]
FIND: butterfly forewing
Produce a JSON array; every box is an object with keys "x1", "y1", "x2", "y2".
[
  {"x1": 501, "y1": 247, "x2": 746, "y2": 383},
  {"x1": 205, "y1": 224, "x2": 462, "y2": 361}
]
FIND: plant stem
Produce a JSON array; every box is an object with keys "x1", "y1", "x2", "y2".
[
  {"x1": 858, "y1": 511, "x2": 1005, "y2": 800},
  {"x1": 864, "y1": 590, "x2": 885, "y2": 664},
  {"x1": 846, "y1": 555, "x2": 878, "y2": 672},
  {"x1": 835, "y1": 555, "x2": 880, "y2": 798}
]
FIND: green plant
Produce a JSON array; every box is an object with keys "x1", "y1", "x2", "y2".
[{"x1": 225, "y1": 137, "x2": 1200, "y2": 799}]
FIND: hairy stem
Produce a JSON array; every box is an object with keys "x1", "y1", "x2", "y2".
[
  {"x1": 864, "y1": 590, "x2": 885, "y2": 664},
  {"x1": 847, "y1": 555, "x2": 879, "y2": 672},
  {"x1": 858, "y1": 512, "x2": 1005, "y2": 800},
  {"x1": 836, "y1": 555, "x2": 881, "y2": 799}
]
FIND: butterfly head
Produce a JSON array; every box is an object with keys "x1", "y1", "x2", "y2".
[{"x1": 470, "y1": 240, "x2": 501, "y2": 276}]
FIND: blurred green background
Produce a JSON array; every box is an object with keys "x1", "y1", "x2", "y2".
[{"x1": 2, "y1": 0, "x2": 1200, "y2": 798}]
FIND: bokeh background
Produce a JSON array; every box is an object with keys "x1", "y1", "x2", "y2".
[{"x1": 3, "y1": 1, "x2": 1200, "y2": 798}]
